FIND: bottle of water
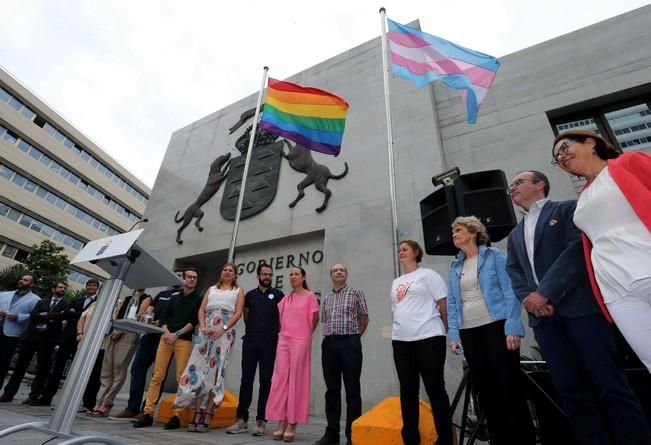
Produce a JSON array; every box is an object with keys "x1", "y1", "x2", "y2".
[
  {"x1": 125, "y1": 294, "x2": 139, "y2": 320},
  {"x1": 141, "y1": 307, "x2": 154, "y2": 325}
]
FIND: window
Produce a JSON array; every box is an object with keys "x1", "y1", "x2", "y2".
[
  {"x1": 28, "y1": 147, "x2": 42, "y2": 161},
  {"x1": 0, "y1": 87, "x2": 10, "y2": 102},
  {"x1": 551, "y1": 97, "x2": 651, "y2": 153},
  {"x1": 0, "y1": 165, "x2": 13, "y2": 179},
  {"x1": 50, "y1": 161, "x2": 61, "y2": 173},
  {"x1": 20, "y1": 106, "x2": 36, "y2": 120},
  {"x1": 550, "y1": 94, "x2": 651, "y2": 194},
  {"x1": 19, "y1": 214, "x2": 32, "y2": 227},
  {"x1": 604, "y1": 104, "x2": 651, "y2": 151},
  {"x1": 41, "y1": 225, "x2": 54, "y2": 237},
  {"x1": 8, "y1": 97, "x2": 22, "y2": 111},
  {"x1": 23, "y1": 180, "x2": 37, "y2": 193},
  {"x1": 3, "y1": 131, "x2": 17, "y2": 144},
  {"x1": 7, "y1": 209, "x2": 20, "y2": 221},
  {"x1": 2, "y1": 245, "x2": 17, "y2": 259},
  {"x1": 11, "y1": 175, "x2": 27, "y2": 187},
  {"x1": 14, "y1": 249, "x2": 29, "y2": 262},
  {"x1": 30, "y1": 220, "x2": 42, "y2": 233}
]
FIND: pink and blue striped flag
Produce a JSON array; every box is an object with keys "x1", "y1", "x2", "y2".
[{"x1": 387, "y1": 18, "x2": 501, "y2": 124}]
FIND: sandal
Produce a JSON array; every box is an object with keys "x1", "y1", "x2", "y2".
[
  {"x1": 188, "y1": 411, "x2": 203, "y2": 432},
  {"x1": 196, "y1": 410, "x2": 213, "y2": 433},
  {"x1": 272, "y1": 421, "x2": 288, "y2": 440},
  {"x1": 88, "y1": 408, "x2": 109, "y2": 417},
  {"x1": 283, "y1": 424, "x2": 297, "y2": 442}
]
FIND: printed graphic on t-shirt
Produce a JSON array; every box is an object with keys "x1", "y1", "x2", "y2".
[{"x1": 395, "y1": 282, "x2": 413, "y2": 303}]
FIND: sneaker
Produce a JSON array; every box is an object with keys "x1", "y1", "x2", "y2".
[
  {"x1": 109, "y1": 409, "x2": 138, "y2": 421},
  {"x1": 314, "y1": 433, "x2": 340, "y2": 445},
  {"x1": 252, "y1": 420, "x2": 266, "y2": 436},
  {"x1": 164, "y1": 415, "x2": 181, "y2": 430},
  {"x1": 226, "y1": 418, "x2": 248, "y2": 434},
  {"x1": 132, "y1": 413, "x2": 153, "y2": 428}
]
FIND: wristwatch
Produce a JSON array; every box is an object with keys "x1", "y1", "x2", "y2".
[
  {"x1": 175, "y1": 330, "x2": 182, "y2": 338},
  {"x1": 223, "y1": 324, "x2": 229, "y2": 331}
]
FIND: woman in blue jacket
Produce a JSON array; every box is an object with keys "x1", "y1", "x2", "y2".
[{"x1": 447, "y1": 216, "x2": 534, "y2": 445}]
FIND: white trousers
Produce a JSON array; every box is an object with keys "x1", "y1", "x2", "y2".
[{"x1": 606, "y1": 279, "x2": 651, "y2": 373}]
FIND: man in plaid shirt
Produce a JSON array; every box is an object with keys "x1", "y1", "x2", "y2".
[{"x1": 314, "y1": 264, "x2": 369, "y2": 445}]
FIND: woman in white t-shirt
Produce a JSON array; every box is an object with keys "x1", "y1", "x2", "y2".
[{"x1": 391, "y1": 240, "x2": 452, "y2": 445}]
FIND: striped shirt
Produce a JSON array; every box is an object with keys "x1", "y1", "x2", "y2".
[{"x1": 321, "y1": 285, "x2": 368, "y2": 336}]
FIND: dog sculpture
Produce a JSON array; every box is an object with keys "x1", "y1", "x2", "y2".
[
  {"x1": 282, "y1": 141, "x2": 348, "y2": 213},
  {"x1": 174, "y1": 152, "x2": 231, "y2": 244}
]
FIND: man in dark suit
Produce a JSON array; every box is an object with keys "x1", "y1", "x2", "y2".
[
  {"x1": 0, "y1": 281, "x2": 69, "y2": 404},
  {"x1": 32, "y1": 279, "x2": 100, "y2": 407},
  {"x1": 506, "y1": 170, "x2": 650, "y2": 445}
]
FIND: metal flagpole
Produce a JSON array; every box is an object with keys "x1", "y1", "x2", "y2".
[
  {"x1": 228, "y1": 66, "x2": 269, "y2": 263},
  {"x1": 379, "y1": 7, "x2": 400, "y2": 278}
]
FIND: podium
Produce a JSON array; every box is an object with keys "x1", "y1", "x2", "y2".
[{"x1": 0, "y1": 229, "x2": 180, "y2": 444}]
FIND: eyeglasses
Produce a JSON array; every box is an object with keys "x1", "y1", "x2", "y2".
[
  {"x1": 508, "y1": 178, "x2": 535, "y2": 190},
  {"x1": 551, "y1": 139, "x2": 579, "y2": 165}
]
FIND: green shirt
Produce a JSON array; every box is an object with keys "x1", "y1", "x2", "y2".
[{"x1": 159, "y1": 289, "x2": 201, "y2": 341}]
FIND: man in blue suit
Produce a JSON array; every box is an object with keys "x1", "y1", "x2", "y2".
[
  {"x1": 506, "y1": 170, "x2": 650, "y2": 445},
  {"x1": 0, "y1": 274, "x2": 41, "y2": 391}
]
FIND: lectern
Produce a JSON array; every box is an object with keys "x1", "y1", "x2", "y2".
[{"x1": 0, "y1": 229, "x2": 181, "y2": 444}]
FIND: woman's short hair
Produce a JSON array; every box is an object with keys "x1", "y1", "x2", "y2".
[
  {"x1": 399, "y1": 240, "x2": 424, "y2": 263},
  {"x1": 553, "y1": 129, "x2": 622, "y2": 161},
  {"x1": 451, "y1": 216, "x2": 489, "y2": 246}
]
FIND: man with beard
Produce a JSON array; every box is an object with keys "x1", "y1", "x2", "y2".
[
  {"x1": 0, "y1": 275, "x2": 41, "y2": 395},
  {"x1": 133, "y1": 268, "x2": 202, "y2": 429},
  {"x1": 31, "y1": 279, "x2": 100, "y2": 407},
  {"x1": 0, "y1": 281, "x2": 68, "y2": 404},
  {"x1": 226, "y1": 263, "x2": 284, "y2": 436}
]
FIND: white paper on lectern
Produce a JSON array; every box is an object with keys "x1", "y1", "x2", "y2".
[{"x1": 71, "y1": 229, "x2": 144, "y2": 264}]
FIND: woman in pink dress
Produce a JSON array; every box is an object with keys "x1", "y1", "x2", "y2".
[{"x1": 266, "y1": 266, "x2": 319, "y2": 442}]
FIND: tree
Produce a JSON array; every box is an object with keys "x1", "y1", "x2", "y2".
[
  {"x1": 23, "y1": 240, "x2": 71, "y2": 298},
  {"x1": 0, "y1": 263, "x2": 29, "y2": 292}
]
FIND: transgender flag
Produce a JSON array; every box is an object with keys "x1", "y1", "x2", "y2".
[{"x1": 387, "y1": 18, "x2": 501, "y2": 124}]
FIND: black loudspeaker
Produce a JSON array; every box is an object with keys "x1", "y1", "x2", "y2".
[
  {"x1": 419, "y1": 185, "x2": 458, "y2": 256},
  {"x1": 453, "y1": 170, "x2": 516, "y2": 242}
]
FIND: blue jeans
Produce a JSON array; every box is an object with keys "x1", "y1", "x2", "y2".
[{"x1": 126, "y1": 334, "x2": 161, "y2": 413}]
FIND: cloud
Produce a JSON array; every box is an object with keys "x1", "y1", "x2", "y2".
[{"x1": 1, "y1": 0, "x2": 648, "y2": 188}]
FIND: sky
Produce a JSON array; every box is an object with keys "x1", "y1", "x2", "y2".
[{"x1": 1, "y1": 0, "x2": 649, "y2": 189}]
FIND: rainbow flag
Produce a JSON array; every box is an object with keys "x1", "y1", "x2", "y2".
[
  {"x1": 388, "y1": 18, "x2": 500, "y2": 124},
  {"x1": 259, "y1": 78, "x2": 349, "y2": 156}
]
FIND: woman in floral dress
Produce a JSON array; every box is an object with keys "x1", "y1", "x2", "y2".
[{"x1": 173, "y1": 262, "x2": 244, "y2": 432}]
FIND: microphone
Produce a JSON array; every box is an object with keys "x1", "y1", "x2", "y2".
[{"x1": 128, "y1": 218, "x2": 149, "y2": 232}]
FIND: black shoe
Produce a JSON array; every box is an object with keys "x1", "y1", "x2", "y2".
[
  {"x1": 22, "y1": 398, "x2": 34, "y2": 405},
  {"x1": 164, "y1": 415, "x2": 181, "y2": 430},
  {"x1": 133, "y1": 413, "x2": 153, "y2": 428},
  {"x1": 314, "y1": 434, "x2": 340, "y2": 445},
  {"x1": 31, "y1": 398, "x2": 52, "y2": 407},
  {"x1": 0, "y1": 394, "x2": 13, "y2": 403}
]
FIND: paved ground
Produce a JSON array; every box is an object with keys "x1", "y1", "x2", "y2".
[{"x1": 0, "y1": 383, "x2": 328, "y2": 445}]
